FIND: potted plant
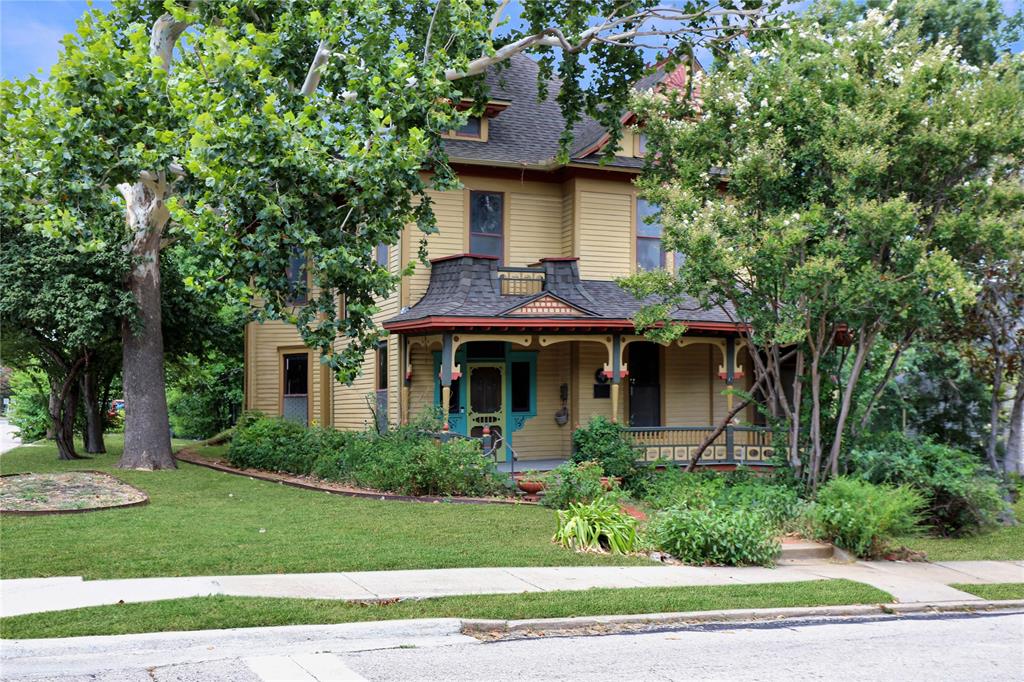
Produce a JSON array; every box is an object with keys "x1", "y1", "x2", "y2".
[{"x1": 516, "y1": 470, "x2": 546, "y2": 496}]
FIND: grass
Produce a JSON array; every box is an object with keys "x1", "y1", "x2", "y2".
[
  {"x1": 0, "y1": 437, "x2": 643, "y2": 580},
  {"x1": 949, "y1": 583, "x2": 1024, "y2": 600},
  {"x1": 894, "y1": 498, "x2": 1024, "y2": 561},
  {"x1": 0, "y1": 579, "x2": 892, "y2": 639}
]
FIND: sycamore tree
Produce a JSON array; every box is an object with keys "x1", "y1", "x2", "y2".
[
  {"x1": 626, "y1": 6, "x2": 1024, "y2": 486},
  {"x1": 2, "y1": 0, "x2": 774, "y2": 469}
]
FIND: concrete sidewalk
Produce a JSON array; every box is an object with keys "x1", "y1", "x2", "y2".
[{"x1": 2, "y1": 560, "x2": 1022, "y2": 618}]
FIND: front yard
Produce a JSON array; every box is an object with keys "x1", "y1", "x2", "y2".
[
  {"x1": 895, "y1": 497, "x2": 1024, "y2": 561},
  {"x1": 0, "y1": 438, "x2": 641, "y2": 580}
]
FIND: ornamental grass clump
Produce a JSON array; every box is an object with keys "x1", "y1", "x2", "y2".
[
  {"x1": 806, "y1": 477, "x2": 925, "y2": 559},
  {"x1": 553, "y1": 497, "x2": 639, "y2": 555},
  {"x1": 648, "y1": 505, "x2": 780, "y2": 566}
]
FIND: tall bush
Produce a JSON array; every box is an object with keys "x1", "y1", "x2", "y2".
[
  {"x1": 807, "y1": 477, "x2": 924, "y2": 558},
  {"x1": 848, "y1": 434, "x2": 1008, "y2": 536},
  {"x1": 571, "y1": 416, "x2": 639, "y2": 480},
  {"x1": 649, "y1": 505, "x2": 779, "y2": 566}
]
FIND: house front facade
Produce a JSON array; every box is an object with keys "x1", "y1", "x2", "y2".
[{"x1": 243, "y1": 54, "x2": 775, "y2": 470}]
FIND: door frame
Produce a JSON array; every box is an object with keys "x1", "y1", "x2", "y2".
[
  {"x1": 278, "y1": 346, "x2": 313, "y2": 425},
  {"x1": 626, "y1": 341, "x2": 662, "y2": 427}
]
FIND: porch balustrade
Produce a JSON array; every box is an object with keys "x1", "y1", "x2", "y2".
[
  {"x1": 624, "y1": 425, "x2": 777, "y2": 466},
  {"x1": 497, "y1": 266, "x2": 545, "y2": 296}
]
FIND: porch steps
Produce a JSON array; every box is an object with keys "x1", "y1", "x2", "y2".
[{"x1": 777, "y1": 539, "x2": 834, "y2": 561}]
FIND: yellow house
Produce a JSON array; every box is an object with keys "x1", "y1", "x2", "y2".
[{"x1": 244, "y1": 54, "x2": 774, "y2": 470}]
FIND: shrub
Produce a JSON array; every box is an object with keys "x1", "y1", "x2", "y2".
[
  {"x1": 540, "y1": 461, "x2": 608, "y2": 509},
  {"x1": 649, "y1": 505, "x2": 779, "y2": 566},
  {"x1": 553, "y1": 497, "x2": 639, "y2": 554},
  {"x1": 351, "y1": 436, "x2": 505, "y2": 497},
  {"x1": 806, "y1": 477, "x2": 925, "y2": 558},
  {"x1": 7, "y1": 370, "x2": 50, "y2": 442},
  {"x1": 717, "y1": 481, "x2": 803, "y2": 529},
  {"x1": 166, "y1": 354, "x2": 243, "y2": 440},
  {"x1": 848, "y1": 433, "x2": 1007, "y2": 536},
  {"x1": 228, "y1": 416, "x2": 330, "y2": 475},
  {"x1": 571, "y1": 416, "x2": 639, "y2": 480},
  {"x1": 631, "y1": 465, "x2": 804, "y2": 529}
]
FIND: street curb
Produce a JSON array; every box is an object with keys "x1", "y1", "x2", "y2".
[{"x1": 460, "y1": 599, "x2": 1024, "y2": 638}]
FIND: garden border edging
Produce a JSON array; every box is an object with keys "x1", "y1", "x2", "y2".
[{"x1": 175, "y1": 449, "x2": 533, "y2": 506}]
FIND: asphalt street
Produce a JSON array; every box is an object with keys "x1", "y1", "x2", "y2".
[{"x1": 4, "y1": 611, "x2": 1022, "y2": 681}]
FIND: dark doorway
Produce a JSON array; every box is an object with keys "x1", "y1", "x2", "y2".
[
  {"x1": 628, "y1": 342, "x2": 661, "y2": 426},
  {"x1": 282, "y1": 353, "x2": 309, "y2": 425}
]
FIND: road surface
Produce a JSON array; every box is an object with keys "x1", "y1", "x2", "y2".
[
  {"x1": 3, "y1": 611, "x2": 1022, "y2": 681},
  {"x1": 0, "y1": 416, "x2": 21, "y2": 455}
]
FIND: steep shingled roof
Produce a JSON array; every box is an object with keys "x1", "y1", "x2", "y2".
[
  {"x1": 384, "y1": 255, "x2": 738, "y2": 329},
  {"x1": 443, "y1": 53, "x2": 691, "y2": 170}
]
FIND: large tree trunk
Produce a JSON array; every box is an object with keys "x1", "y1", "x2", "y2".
[
  {"x1": 1005, "y1": 379, "x2": 1024, "y2": 476},
  {"x1": 45, "y1": 387, "x2": 59, "y2": 440},
  {"x1": 117, "y1": 178, "x2": 175, "y2": 470},
  {"x1": 80, "y1": 366, "x2": 106, "y2": 454},
  {"x1": 49, "y1": 369, "x2": 84, "y2": 461}
]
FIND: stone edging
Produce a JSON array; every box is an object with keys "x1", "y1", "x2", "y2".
[
  {"x1": 175, "y1": 449, "x2": 533, "y2": 506},
  {"x1": 461, "y1": 599, "x2": 1024, "y2": 640},
  {"x1": 0, "y1": 471, "x2": 150, "y2": 516}
]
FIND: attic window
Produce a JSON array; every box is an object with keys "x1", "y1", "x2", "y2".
[{"x1": 454, "y1": 116, "x2": 482, "y2": 138}]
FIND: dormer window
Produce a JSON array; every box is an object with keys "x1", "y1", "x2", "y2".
[{"x1": 454, "y1": 116, "x2": 482, "y2": 138}]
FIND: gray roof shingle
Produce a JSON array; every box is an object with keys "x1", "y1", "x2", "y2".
[{"x1": 384, "y1": 255, "x2": 737, "y2": 328}]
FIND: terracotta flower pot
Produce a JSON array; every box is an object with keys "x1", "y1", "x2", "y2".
[{"x1": 517, "y1": 479, "x2": 545, "y2": 495}]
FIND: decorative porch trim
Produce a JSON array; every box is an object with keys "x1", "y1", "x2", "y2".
[{"x1": 383, "y1": 316, "x2": 748, "y2": 334}]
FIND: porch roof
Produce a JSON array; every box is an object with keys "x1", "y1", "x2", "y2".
[{"x1": 382, "y1": 254, "x2": 742, "y2": 334}]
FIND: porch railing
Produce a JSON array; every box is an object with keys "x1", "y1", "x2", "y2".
[
  {"x1": 624, "y1": 425, "x2": 777, "y2": 467},
  {"x1": 497, "y1": 266, "x2": 545, "y2": 296}
]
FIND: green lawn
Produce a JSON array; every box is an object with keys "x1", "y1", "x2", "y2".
[
  {"x1": 0, "y1": 437, "x2": 642, "y2": 580},
  {"x1": 0, "y1": 580, "x2": 892, "y2": 639},
  {"x1": 949, "y1": 583, "x2": 1024, "y2": 600},
  {"x1": 895, "y1": 498, "x2": 1024, "y2": 561}
]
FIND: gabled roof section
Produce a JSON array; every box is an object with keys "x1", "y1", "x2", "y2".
[
  {"x1": 443, "y1": 53, "x2": 701, "y2": 171},
  {"x1": 501, "y1": 291, "x2": 596, "y2": 317}
]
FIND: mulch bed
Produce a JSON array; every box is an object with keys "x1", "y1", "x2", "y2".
[
  {"x1": 0, "y1": 471, "x2": 149, "y2": 515},
  {"x1": 175, "y1": 448, "x2": 535, "y2": 506}
]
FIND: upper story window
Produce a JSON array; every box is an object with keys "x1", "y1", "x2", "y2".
[
  {"x1": 455, "y1": 116, "x2": 482, "y2": 138},
  {"x1": 636, "y1": 199, "x2": 664, "y2": 271},
  {"x1": 286, "y1": 248, "x2": 307, "y2": 304},
  {"x1": 375, "y1": 242, "x2": 389, "y2": 268},
  {"x1": 469, "y1": 191, "x2": 504, "y2": 262},
  {"x1": 637, "y1": 132, "x2": 648, "y2": 156}
]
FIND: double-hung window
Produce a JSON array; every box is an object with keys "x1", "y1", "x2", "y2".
[
  {"x1": 636, "y1": 199, "x2": 664, "y2": 271},
  {"x1": 469, "y1": 191, "x2": 504, "y2": 262}
]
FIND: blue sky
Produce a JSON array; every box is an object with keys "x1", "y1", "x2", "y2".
[{"x1": 1, "y1": 0, "x2": 1021, "y2": 80}]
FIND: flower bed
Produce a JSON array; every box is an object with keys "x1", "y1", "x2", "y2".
[{"x1": 0, "y1": 472, "x2": 148, "y2": 514}]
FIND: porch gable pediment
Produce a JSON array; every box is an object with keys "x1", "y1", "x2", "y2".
[{"x1": 502, "y1": 292, "x2": 593, "y2": 318}]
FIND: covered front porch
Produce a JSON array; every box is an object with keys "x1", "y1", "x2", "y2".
[{"x1": 383, "y1": 254, "x2": 779, "y2": 470}]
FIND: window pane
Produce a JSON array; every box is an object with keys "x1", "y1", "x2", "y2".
[
  {"x1": 283, "y1": 354, "x2": 308, "y2": 396},
  {"x1": 470, "y1": 234, "x2": 502, "y2": 258},
  {"x1": 511, "y1": 361, "x2": 530, "y2": 413},
  {"x1": 470, "y1": 192, "x2": 503, "y2": 235},
  {"x1": 376, "y1": 243, "x2": 388, "y2": 267},
  {"x1": 456, "y1": 116, "x2": 481, "y2": 137},
  {"x1": 637, "y1": 132, "x2": 647, "y2": 155},
  {"x1": 637, "y1": 238, "x2": 663, "y2": 271},
  {"x1": 636, "y1": 199, "x2": 662, "y2": 237},
  {"x1": 286, "y1": 249, "x2": 307, "y2": 304},
  {"x1": 675, "y1": 251, "x2": 685, "y2": 274}
]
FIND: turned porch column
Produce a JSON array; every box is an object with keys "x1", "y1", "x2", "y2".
[
  {"x1": 610, "y1": 333, "x2": 622, "y2": 424},
  {"x1": 440, "y1": 332, "x2": 454, "y2": 428}
]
